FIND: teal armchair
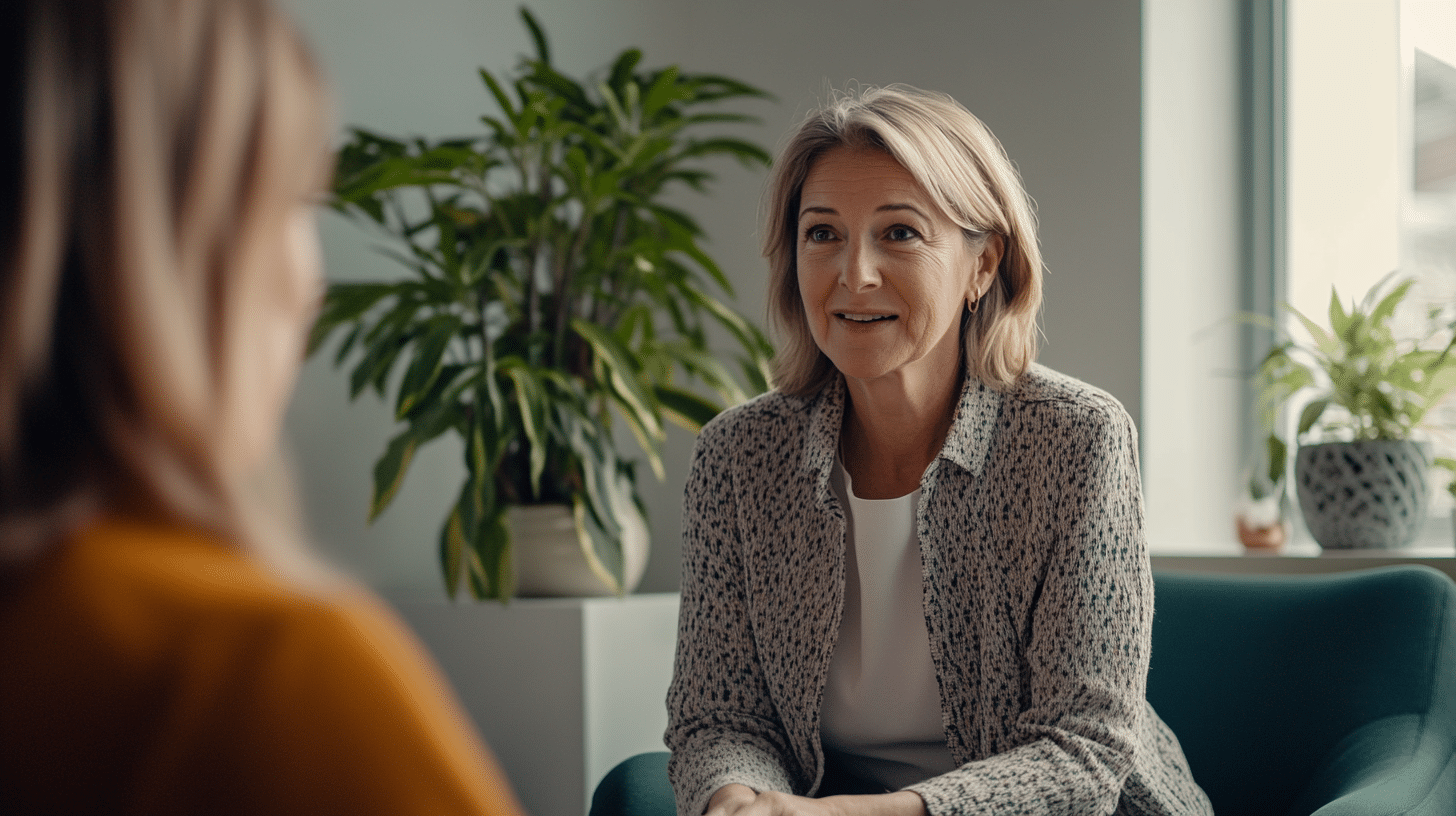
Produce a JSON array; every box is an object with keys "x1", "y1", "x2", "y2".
[
  {"x1": 593, "y1": 566, "x2": 1456, "y2": 816},
  {"x1": 1147, "y1": 566, "x2": 1455, "y2": 816}
]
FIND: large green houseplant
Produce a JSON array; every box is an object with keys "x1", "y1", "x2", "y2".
[
  {"x1": 309, "y1": 9, "x2": 773, "y2": 600},
  {"x1": 1255, "y1": 275, "x2": 1456, "y2": 548}
]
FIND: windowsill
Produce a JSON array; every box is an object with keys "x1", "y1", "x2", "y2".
[
  {"x1": 1152, "y1": 543, "x2": 1456, "y2": 559},
  {"x1": 1149, "y1": 513, "x2": 1456, "y2": 582},
  {"x1": 1150, "y1": 509, "x2": 1455, "y2": 558}
]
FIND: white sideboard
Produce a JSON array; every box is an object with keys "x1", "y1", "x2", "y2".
[{"x1": 390, "y1": 593, "x2": 681, "y2": 816}]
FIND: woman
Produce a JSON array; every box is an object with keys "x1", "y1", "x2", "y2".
[
  {"x1": 0, "y1": 2, "x2": 522, "y2": 813},
  {"x1": 666, "y1": 86, "x2": 1212, "y2": 816}
]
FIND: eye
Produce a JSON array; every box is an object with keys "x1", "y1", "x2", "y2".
[
  {"x1": 886, "y1": 225, "x2": 920, "y2": 241},
  {"x1": 805, "y1": 225, "x2": 837, "y2": 243}
]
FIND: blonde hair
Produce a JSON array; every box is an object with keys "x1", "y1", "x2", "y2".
[
  {"x1": 763, "y1": 85, "x2": 1043, "y2": 397},
  {"x1": 0, "y1": 0, "x2": 332, "y2": 571}
]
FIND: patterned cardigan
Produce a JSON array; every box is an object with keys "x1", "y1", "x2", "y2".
[{"x1": 665, "y1": 365, "x2": 1213, "y2": 816}]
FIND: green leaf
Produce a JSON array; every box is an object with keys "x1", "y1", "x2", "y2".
[
  {"x1": 440, "y1": 503, "x2": 466, "y2": 599},
  {"x1": 571, "y1": 319, "x2": 663, "y2": 441},
  {"x1": 606, "y1": 48, "x2": 642, "y2": 94},
  {"x1": 654, "y1": 384, "x2": 722, "y2": 432},
  {"x1": 349, "y1": 321, "x2": 415, "y2": 400},
  {"x1": 471, "y1": 508, "x2": 513, "y2": 602},
  {"x1": 370, "y1": 429, "x2": 418, "y2": 521},
  {"x1": 1296, "y1": 398, "x2": 1330, "y2": 437},
  {"x1": 1286, "y1": 303, "x2": 1340, "y2": 360},
  {"x1": 308, "y1": 282, "x2": 397, "y2": 356},
  {"x1": 369, "y1": 401, "x2": 459, "y2": 522},
  {"x1": 675, "y1": 137, "x2": 773, "y2": 169},
  {"x1": 1368, "y1": 275, "x2": 1411, "y2": 326},
  {"x1": 641, "y1": 67, "x2": 685, "y2": 121},
  {"x1": 395, "y1": 315, "x2": 463, "y2": 420},
  {"x1": 499, "y1": 359, "x2": 549, "y2": 497},
  {"x1": 1266, "y1": 434, "x2": 1287, "y2": 485},
  {"x1": 520, "y1": 6, "x2": 551, "y2": 65},
  {"x1": 479, "y1": 69, "x2": 519, "y2": 122},
  {"x1": 1327, "y1": 288, "x2": 1351, "y2": 340}
]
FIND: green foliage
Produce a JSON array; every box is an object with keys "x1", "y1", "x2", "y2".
[
  {"x1": 310, "y1": 8, "x2": 774, "y2": 601},
  {"x1": 1247, "y1": 432, "x2": 1287, "y2": 501},
  {"x1": 1435, "y1": 457, "x2": 1456, "y2": 500},
  {"x1": 1255, "y1": 275, "x2": 1456, "y2": 444}
]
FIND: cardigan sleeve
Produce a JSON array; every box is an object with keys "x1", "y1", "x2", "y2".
[
  {"x1": 906, "y1": 398, "x2": 1153, "y2": 816},
  {"x1": 665, "y1": 418, "x2": 800, "y2": 816}
]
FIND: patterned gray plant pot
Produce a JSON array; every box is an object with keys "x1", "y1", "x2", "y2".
[{"x1": 1295, "y1": 440, "x2": 1430, "y2": 549}]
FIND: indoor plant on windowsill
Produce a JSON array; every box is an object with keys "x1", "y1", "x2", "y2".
[
  {"x1": 1255, "y1": 275, "x2": 1456, "y2": 549},
  {"x1": 308, "y1": 9, "x2": 773, "y2": 600},
  {"x1": 1234, "y1": 433, "x2": 1289, "y2": 552}
]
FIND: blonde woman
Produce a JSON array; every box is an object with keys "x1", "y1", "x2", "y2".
[
  {"x1": 666, "y1": 87, "x2": 1213, "y2": 816},
  {"x1": 0, "y1": 2, "x2": 523, "y2": 813}
]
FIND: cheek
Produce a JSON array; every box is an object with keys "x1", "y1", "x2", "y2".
[{"x1": 795, "y1": 258, "x2": 830, "y2": 324}]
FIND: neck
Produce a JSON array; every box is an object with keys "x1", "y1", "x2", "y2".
[{"x1": 840, "y1": 365, "x2": 963, "y2": 499}]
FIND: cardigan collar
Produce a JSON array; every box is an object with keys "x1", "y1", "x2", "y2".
[{"x1": 802, "y1": 370, "x2": 1005, "y2": 487}]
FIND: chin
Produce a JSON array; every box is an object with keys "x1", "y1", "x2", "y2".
[{"x1": 826, "y1": 354, "x2": 902, "y2": 383}]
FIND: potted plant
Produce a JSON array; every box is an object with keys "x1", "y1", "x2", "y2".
[
  {"x1": 308, "y1": 8, "x2": 774, "y2": 600},
  {"x1": 1234, "y1": 433, "x2": 1289, "y2": 551},
  {"x1": 1255, "y1": 275, "x2": 1456, "y2": 549}
]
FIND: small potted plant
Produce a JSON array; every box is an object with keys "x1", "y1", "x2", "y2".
[
  {"x1": 309, "y1": 9, "x2": 774, "y2": 600},
  {"x1": 1255, "y1": 275, "x2": 1456, "y2": 549},
  {"x1": 1235, "y1": 433, "x2": 1289, "y2": 551}
]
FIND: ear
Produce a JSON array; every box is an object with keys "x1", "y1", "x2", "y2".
[{"x1": 968, "y1": 234, "x2": 1005, "y2": 305}]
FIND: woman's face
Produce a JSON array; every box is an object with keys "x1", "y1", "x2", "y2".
[
  {"x1": 223, "y1": 204, "x2": 323, "y2": 470},
  {"x1": 796, "y1": 146, "x2": 1000, "y2": 388}
]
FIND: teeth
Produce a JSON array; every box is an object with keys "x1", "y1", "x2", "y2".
[{"x1": 839, "y1": 313, "x2": 893, "y2": 322}]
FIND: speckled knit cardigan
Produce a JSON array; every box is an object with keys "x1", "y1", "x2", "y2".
[{"x1": 665, "y1": 365, "x2": 1213, "y2": 816}]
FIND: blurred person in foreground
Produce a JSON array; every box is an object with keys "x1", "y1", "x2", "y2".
[
  {"x1": 665, "y1": 86, "x2": 1213, "y2": 816},
  {"x1": 0, "y1": 1, "x2": 525, "y2": 813}
]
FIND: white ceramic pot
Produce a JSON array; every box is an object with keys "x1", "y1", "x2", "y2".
[{"x1": 509, "y1": 503, "x2": 649, "y2": 597}]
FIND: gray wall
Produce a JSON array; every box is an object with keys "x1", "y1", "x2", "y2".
[{"x1": 283, "y1": 0, "x2": 1144, "y2": 595}]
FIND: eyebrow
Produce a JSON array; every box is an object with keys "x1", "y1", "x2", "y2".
[{"x1": 798, "y1": 203, "x2": 929, "y2": 219}]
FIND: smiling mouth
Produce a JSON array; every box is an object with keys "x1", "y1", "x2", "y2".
[{"x1": 836, "y1": 313, "x2": 896, "y2": 323}]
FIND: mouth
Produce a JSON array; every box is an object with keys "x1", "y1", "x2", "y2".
[{"x1": 835, "y1": 312, "x2": 896, "y2": 324}]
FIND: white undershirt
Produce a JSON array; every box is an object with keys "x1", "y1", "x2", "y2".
[{"x1": 820, "y1": 457, "x2": 957, "y2": 791}]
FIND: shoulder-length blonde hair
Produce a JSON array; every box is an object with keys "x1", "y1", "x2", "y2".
[
  {"x1": 763, "y1": 85, "x2": 1042, "y2": 398},
  {"x1": 0, "y1": 0, "x2": 332, "y2": 570}
]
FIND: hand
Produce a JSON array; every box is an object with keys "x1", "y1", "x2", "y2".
[{"x1": 705, "y1": 784, "x2": 927, "y2": 816}]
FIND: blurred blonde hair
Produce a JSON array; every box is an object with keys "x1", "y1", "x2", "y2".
[
  {"x1": 0, "y1": 0, "x2": 333, "y2": 575},
  {"x1": 762, "y1": 85, "x2": 1043, "y2": 398}
]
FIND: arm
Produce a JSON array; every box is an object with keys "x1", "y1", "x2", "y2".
[
  {"x1": 666, "y1": 421, "x2": 800, "y2": 816},
  {"x1": 907, "y1": 401, "x2": 1152, "y2": 816},
  {"x1": 707, "y1": 783, "x2": 929, "y2": 816}
]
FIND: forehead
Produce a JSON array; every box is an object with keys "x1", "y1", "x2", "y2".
[{"x1": 799, "y1": 146, "x2": 937, "y2": 213}]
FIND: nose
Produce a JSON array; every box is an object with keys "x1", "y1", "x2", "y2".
[{"x1": 839, "y1": 238, "x2": 880, "y2": 293}]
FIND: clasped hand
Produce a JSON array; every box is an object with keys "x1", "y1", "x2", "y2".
[{"x1": 706, "y1": 783, "x2": 928, "y2": 816}]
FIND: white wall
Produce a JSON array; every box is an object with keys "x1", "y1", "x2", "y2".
[
  {"x1": 283, "y1": 0, "x2": 1146, "y2": 595},
  {"x1": 1141, "y1": 0, "x2": 1245, "y2": 551}
]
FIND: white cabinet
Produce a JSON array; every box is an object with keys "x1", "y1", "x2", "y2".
[{"x1": 391, "y1": 593, "x2": 680, "y2": 816}]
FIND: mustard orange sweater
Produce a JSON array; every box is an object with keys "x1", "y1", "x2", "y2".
[{"x1": 0, "y1": 518, "x2": 523, "y2": 816}]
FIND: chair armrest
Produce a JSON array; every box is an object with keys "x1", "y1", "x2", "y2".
[
  {"x1": 1295, "y1": 715, "x2": 1454, "y2": 816},
  {"x1": 591, "y1": 752, "x2": 675, "y2": 816}
]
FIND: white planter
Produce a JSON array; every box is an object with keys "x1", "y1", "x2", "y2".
[
  {"x1": 510, "y1": 503, "x2": 649, "y2": 597},
  {"x1": 389, "y1": 593, "x2": 680, "y2": 816}
]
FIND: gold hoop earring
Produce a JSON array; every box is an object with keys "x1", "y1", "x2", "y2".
[{"x1": 969, "y1": 291, "x2": 981, "y2": 315}]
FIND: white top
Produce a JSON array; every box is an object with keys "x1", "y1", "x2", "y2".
[{"x1": 820, "y1": 458, "x2": 957, "y2": 791}]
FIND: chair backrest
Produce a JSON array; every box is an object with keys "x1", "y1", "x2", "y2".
[{"x1": 1148, "y1": 566, "x2": 1456, "y2": 816}]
